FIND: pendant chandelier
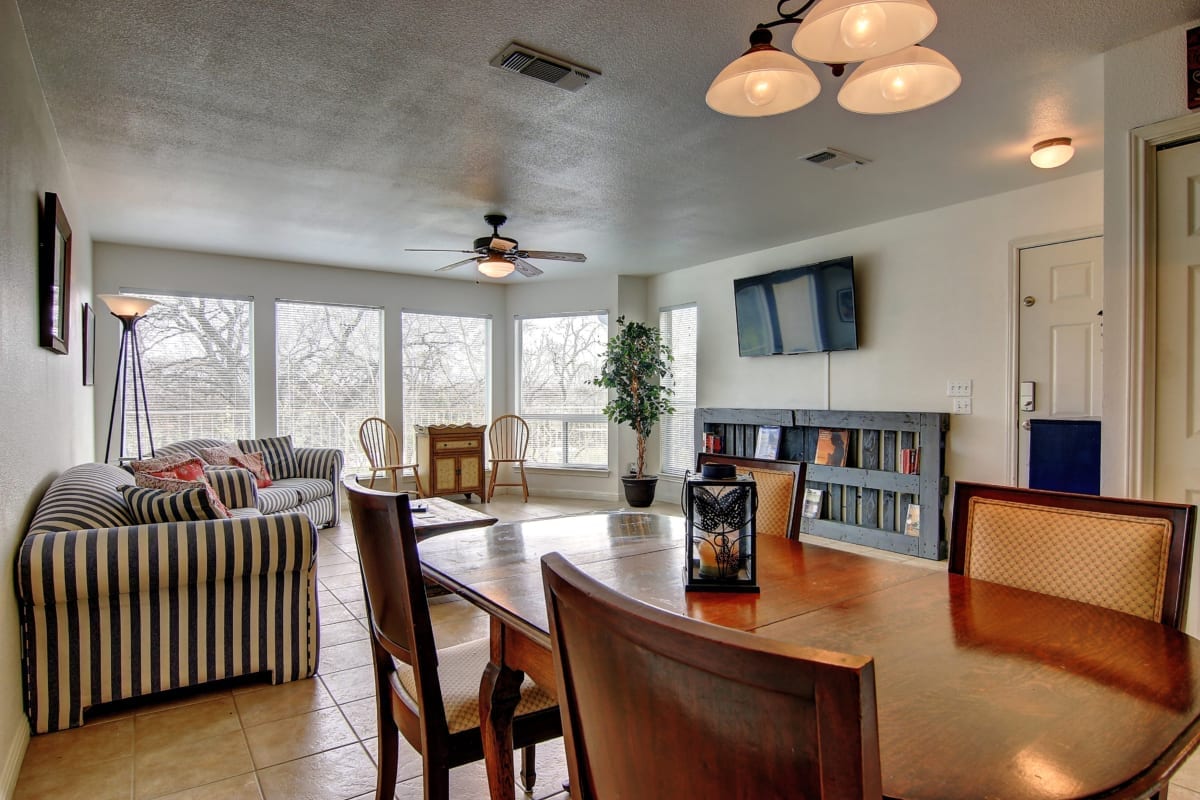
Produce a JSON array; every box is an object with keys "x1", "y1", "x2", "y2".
[{"x1": 706, "y1": 0, "x2": 960, "y2": 117}]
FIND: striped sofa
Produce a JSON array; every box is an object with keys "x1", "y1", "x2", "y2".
[
  {"x1": 16, "y1": 462, "x2": 321, "y2": 733},
  {"x1": 155, "y1": 438, "x2": 344, "y2": 528}
]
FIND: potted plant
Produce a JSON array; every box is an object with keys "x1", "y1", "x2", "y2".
[{"x1": 590, "y1": 316, "x2": 674, "y2": 507}]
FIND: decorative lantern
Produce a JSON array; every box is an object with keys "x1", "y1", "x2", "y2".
[{"x1": 683, "y1": 468, "x2": 759, "y2": 593}]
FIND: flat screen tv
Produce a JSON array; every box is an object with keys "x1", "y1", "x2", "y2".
[{"x1": 733, "y1": 256, "x2": 858, "y2": 356}]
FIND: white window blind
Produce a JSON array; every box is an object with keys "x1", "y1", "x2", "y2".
[
  {"x1": 276, "y1": 300, "x2": 383, "y2": 472},
  {"x1": 123, "y1": 291, "x2": 253, "y2": 451},
  {"x1": 660, "y1": 304, "x2": 698, "y2": 476},
  {"x1": 400, "y1": 311, "x2": 491, "y2": 462},
  {"x1": 517, "y1": 313, "x2": 609, "y2": 468}
]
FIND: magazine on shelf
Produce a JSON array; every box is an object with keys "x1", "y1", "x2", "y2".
[
  {"x1": 801, "y1": 487, "x2": 824, "y2": 519},
  {"x1": 904, "y1": 503, "x2": 921, "y2": 537},
  {"x1": 754, "y1": 425, "x2": 781, "y2": 460},
  {"x1": 814, "y1": 428, "x2": 849, "y2": 467}
]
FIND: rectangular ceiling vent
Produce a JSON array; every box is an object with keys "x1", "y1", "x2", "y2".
[
  {"x1": 801, "y1": 148, "x2": 872, "y2": 171},
  {"x1": 490, "y1": 43, "x2": 597, "y2": 92}
]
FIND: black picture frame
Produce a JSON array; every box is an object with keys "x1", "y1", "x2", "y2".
[
  {"x1": 82, "y1": 302, "x2": 95, "y2": 386},
  {"x1": 39, "y1": 192, "x2": 72, "y2": 354}
]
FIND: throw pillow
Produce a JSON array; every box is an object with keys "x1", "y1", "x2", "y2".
[
  {"x1": 237, "y1": 435, "x2": 299, "y2": 480},
  {"x1": 198, "y1": 443, "x2": 243, "y2": 466},
  {"x1": 231, "y1": 451, "x2": 273, "y2": 488},
  {"x1": 133, "y1": 473, "x2": 232, "y2": 518},
  {"x1": 120, "y1": 484, "x2": 229, "y2": 524},
  {"x1": 129, "y1": 454, "x2": 207, "y2": 482}
]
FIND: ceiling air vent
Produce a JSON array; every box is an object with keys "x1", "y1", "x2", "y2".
[
  {"x1": 490, "y1": 43, "x2": 597, "y2": 92},
  {"x1": 801, "y1": 148, "x2": 872, "y2": 171}
]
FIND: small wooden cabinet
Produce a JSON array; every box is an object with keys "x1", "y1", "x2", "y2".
[{"x1": 416, "y1": 424, "x2": 486, "y2": 499}]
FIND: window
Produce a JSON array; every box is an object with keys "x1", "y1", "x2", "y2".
[
  {"x1": 400, "y1": 311, "x2": 491, "y2": 462},
  {"x1": 660, "y1": 304, "x2": 698, "y2": 476},
  {"x1": 517, "y1": 313, "x2": 609, "y2": 468},
  {"x1": 276, "y1": 300, "x2": 383, "y2": 472},
  {"x1": 123, "y1": 291, "x2": 253, "y2": 451}
]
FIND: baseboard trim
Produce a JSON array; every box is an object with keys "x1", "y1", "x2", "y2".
[{"x1": 1, "y1": 722, "x2": 29, "y2": 799}]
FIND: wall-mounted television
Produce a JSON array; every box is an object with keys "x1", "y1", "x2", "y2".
[{"x1": 733, "y1": 256, "x2": 858, "y2": 356}]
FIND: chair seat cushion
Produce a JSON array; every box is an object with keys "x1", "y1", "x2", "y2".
[{"x1": 394, "y1": 637, "x2": 556, "y2": 734}]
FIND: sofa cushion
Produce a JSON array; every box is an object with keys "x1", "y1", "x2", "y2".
[
  {"x1": 119, "y1": 485, "x2": 229, "y2": 524},
  {"x1": 273, "y1": 477, "x2": 334, "y2": 505},
  {"x1": 134, "y1": 473, "x2": 232, "y2": 518},
  {"x1": 238, "y1": 435, "x2": 299, "y2": 480},
  {"x1": 131, "y1": 455, "x2": 207, "y2": 483},
  {"x1": 198, "y1": 442, "x2": 243, "y2": 465},
  {"x1": 232, "y1": 452, "x2": 273, "y2": 488},
  {"x1": 256, "y1": 486, "x2": 300, "y2": 515}
]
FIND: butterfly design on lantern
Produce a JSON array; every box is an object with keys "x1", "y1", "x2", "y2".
[{"x1": 683, "y1": 471, "x2": 760, "y2": 592}]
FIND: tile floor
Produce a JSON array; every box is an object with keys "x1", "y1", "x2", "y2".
[{"x1": 13, "y1": 492, "x2": 1200, "y2": 799}]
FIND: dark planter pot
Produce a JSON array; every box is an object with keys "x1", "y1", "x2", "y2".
[{"x1": 621, "y1": 475, "x2": 658, "y2": 508}]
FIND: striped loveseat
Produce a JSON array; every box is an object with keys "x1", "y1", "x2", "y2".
[
  {"x1": 155, "y1": 438, "x2": 344, "y2": 528},
  {"x1": 16, "y1": 461, "x2": 321, "y2": 733}
]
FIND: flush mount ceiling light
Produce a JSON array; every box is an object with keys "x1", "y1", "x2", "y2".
[
  {"x1": 477, "y1": 253, "x2": 515, "y2": 278},
  {"x1": 706, "y1": 0, "x2": 959, "y2": 118},
  {"x1": 1030, "y1": 137, "x2": 1075, "y2": 169}
]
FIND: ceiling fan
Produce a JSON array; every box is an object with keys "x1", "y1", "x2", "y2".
[{"x1": 406, "y1": 213, "x2": 587, "y2": 278}]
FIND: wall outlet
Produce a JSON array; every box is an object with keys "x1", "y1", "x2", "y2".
[
  {"x1": 946, "y1": 379, "x2": 973, "y2": 397},
  {"x1": 952, "y1": 397, "x2": 973, "y2": 414}
]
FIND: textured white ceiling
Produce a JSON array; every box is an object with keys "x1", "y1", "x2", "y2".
[{"x1": 16, "y1": 0, "x2": 1200, "y2": 280}]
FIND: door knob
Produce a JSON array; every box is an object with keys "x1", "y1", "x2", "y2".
[{"x1": 1022, "y1": 296, "x2": 1036, "y2": 307}]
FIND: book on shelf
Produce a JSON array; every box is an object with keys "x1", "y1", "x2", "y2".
[
  {"x1": 899, "y1": 448, "x2": 921, "y2": 474},
  {"x1": 904, "y1": 503, "x2": 921, "y2": 537},
  {"x1": 814, "y1": 429, "x2": 849, "y2": 467},
  {"x1": 801, "y1": 487, "x2": 823, "y2": 519},
  {"x1": 754, "y1": 425, "x2": 781, "y2": 460}
]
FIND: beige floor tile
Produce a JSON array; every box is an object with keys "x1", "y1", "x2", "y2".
[
  {"x1": 148, "y1": 771, "x2": 262, "y2": 800},
  {"x1": 15, "y1": 754, "x2": 133, "y2": 800},
  {"x1": 321, "y1": 619, "x2": 370, "y2": 647},
  {"x1": 320, "y1": 569, "x2": 366, "y2": 588},
  {"x1": 342, "y1": 599, "x2": 368, "y2": 619},
  {"x1": 1175, "y1": 747, "x2": 1200, "y2": 791},
  {"x1": 393, "y1": 759, "x2": 492, "y2": 800},
  {"x1": 244, "y1": 706, "x2": 357, "y2": 769},
  {"x1": 318, "y1": 603, "x2": 357, "y2": 625},
  {"x1": 319, "y1": 665, "x2": 376, "y2": 705},
  {"x1": 133, "y1": 730, "x2": 254, "y2": 800},
  {"x1": 319, "y1": 639, "x2": 374, "y2": 673},
  {"x1": 234, "y1": 676, "x2": 335, "y2": 728},
  {"x1": 328, "y1": 584, "x2": 367, "y2": 604},
  {"x1": 339, "y1": 696, "x2": 377, "y2": 741},
  {"x1": 20, "y1": 716, "x2": 134, "y2": 774},
  {"x1": 134, "y1": 695, "x2": 241, "y2": 753},
  {"x1": 1172, "y1": 785, "x2": 1200, "y2": 800},
  {"x1": 317, "y1": 588, "x2": 344, "y2": 608},
  {"x1": 256, "y1": 742, "x2": 377, "y2": 800}
]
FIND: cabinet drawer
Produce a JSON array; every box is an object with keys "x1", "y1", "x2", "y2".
[{"x1": 435, "y1": 438, "x2": 481, "y2": 451}]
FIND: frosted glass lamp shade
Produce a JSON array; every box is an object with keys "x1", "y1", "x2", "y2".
[
  {"x1": 837, "y1": 45, "x2": 959, "y2": 113},
  {"x1": 791, "y1": 0, "x2": 937, "y2": 64},
  {"x1": 1030, "y1": 138, "x2": 1075, "y2": 169},
  {"x1": 98, "y1": 294, "x2": 159, "y2": 318},
  {"x1": 477, "y1": 255, "x2": 515, "y2": 278},
  {"x1": 706, "y1": 43, "x2": 821, "y2": 117}
]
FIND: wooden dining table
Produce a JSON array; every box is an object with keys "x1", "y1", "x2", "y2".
[{"x1": 417, "y1": 511, "x2": 1200, "y2": 800}]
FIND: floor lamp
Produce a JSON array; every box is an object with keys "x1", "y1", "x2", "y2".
[{"x1": 98, "y1": 294, "x2": 159, "y2": 463}]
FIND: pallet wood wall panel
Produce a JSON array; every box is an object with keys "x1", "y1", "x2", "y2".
[{"x1": 696, "y1": 408, "x2": 950, "y2": 560}]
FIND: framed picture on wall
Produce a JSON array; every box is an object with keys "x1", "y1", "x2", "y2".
[
  {"x1": 39, "y1": 192, "x2": 72, "y2": 354},
  {"x1": 82, "y1": 302, "x2": 95, "y2": 386}
]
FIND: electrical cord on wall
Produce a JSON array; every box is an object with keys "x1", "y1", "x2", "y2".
[{"x1": 823, "y1": 351, "x2": 832, "y2": 410}]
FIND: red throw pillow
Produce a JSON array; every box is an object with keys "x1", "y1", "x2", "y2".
[
  {"x1": 231, "y1": 451, "x2": 273, "y2": 489},
  {"x1": 131, "y1": 454, "x2": 207, "y2": 483}
]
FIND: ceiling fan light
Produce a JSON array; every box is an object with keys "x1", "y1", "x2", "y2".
[
  {"x1": 836, "y1": 44, "x2": 959, "y2": 114},
  {"x1": 477, "y1": 255, "x2": 515, "y2": 278},
  {"x1": 1030, "y1": 138, "x2": 1075, "y2": 169},
  {"x1": 792, "y1": 0, "x2": 937, "y2": 64},
  {"x1": 706, "y1": 42, "x2": 821, "y2": 117}
]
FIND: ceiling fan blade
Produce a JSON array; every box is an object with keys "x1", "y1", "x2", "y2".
[
  {"x1": 512, "y1": 257, "x2": 544, "y2": 278},
  {"x1": 435, "y1": 256, "x2": 482, "y2": 272},
  {"x1": 519, "y1": 250, "x2": 587, "y2": 263},
  {"x1": 405, "y1": 248, "x2": 477, "y2": 254}
]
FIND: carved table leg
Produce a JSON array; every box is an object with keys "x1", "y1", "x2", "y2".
[{"x1": 480, "y1": 617, "x2": 522, "y2": 800}]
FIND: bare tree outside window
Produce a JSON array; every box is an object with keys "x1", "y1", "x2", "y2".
[
  {"x1": 123, "y1": 293, "x2": 253, "y2": 453},
  {"x1": 276, "y1": 301, "x2": 383, "y2": 472},
  {"x1": 518, "y1": 313, "x2": 609, "y2": 467},
  {"x1": 401, "y1": 312, "x2": 491, "y2": 462}
]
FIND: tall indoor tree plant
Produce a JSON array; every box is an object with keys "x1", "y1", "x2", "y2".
[{"x1": 590, "y1": 316, "x2": 674, "y2": 507}]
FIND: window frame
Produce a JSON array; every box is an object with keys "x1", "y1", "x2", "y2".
[{"x1": 659, "y1": 303, "x2": 699, "y2": 478}]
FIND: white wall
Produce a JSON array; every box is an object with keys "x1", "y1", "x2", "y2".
[
  {"x1": 647, "y1": 171, "x2": 1104, "y2": 487},
  {"x1": 1102, "y1": 18, "x2": 1200, "y2": 495},
  {"x1": 0, "y1": 0, "x2": 95, "y2": 787},
  {"x1": 92, "y1": 244, "x2": 508, "y2": 471}
]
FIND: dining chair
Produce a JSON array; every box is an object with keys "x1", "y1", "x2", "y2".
[
  {"x1": 695, "y1": 454, "x2": 807, "y2": 539},
  {"x1": 540, "y1": 551, "x2": 883, "y2": 800},
  {"x1": 358, "y1": 416, "x2": 424, "y2": 497},
  {"x1": 486, "y1": 414, "x2": 530, "y2": 502},
  {"x1": 343, "y1": 478, "x2": 562, "y2": 800},
  {"x1": 950, "y1": 481, "x2": 1196, "y2": 628}
]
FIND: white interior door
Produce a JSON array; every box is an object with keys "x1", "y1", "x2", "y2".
[
  {"x1": 1155, "y1": 140, "x2": 1200, "y2": 634},
  {"x1": 1017, "y1": 237, "x2": 1104, "y2": 486}
]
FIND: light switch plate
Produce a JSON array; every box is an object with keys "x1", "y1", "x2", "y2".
[
  {"x1": 952, "y1": 398, "x2": 972, "y2": 414},
  {"x1": 947, "y1": 379, "x2": 973, "y2": 397}
]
